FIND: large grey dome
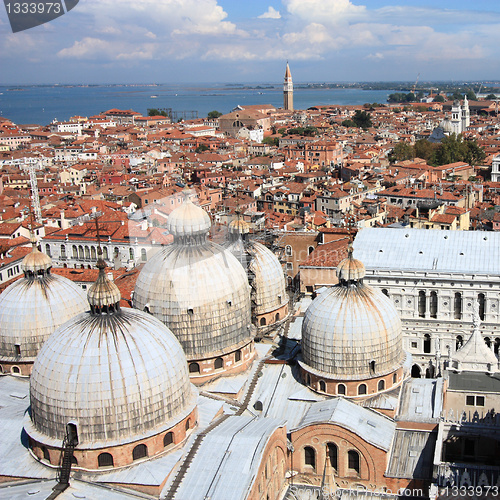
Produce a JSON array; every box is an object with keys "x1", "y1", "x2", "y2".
[
  {"x1": 247, "y1": 242, "x2": 288, "y2": 317},
  {"x1": 0, "y1": 247, "x2": 88, "y2": 363},
  {"x1": 28, "y1": 307, "x2": 195, "y2": 445},
  {"x1": 134, "y1": 243, "x2": 252, "y2": 359},
  {"x1": 302, "y1": 256, "x2": 403, "y2": 379}
]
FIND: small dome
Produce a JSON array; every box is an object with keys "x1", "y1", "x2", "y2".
[
  {"x1": 302, "y1": 282, "x2": 403, "y2": 379},
  {"x1": 22, "y1": 245, "x2": 52, "y2": 275},
  {"x1": 28, "y1": 308, "x2": 195, "y2": 445},
  {"x1": 229, "y1": 218, "x2": 250, "y2": 236},
  {"x1": 167, "y1": 196, "x2": 211, "y2": 238},
  {"x1": 336, "y1": 254, "x2": 365, "y2": 282},
  {"x1": 87, "y1": 263, "x2": 121, "y2": 310}
]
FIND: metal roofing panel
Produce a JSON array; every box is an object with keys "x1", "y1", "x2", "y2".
[{"x1": 354, "y1": 228, "x2": 500, "y2": 275}]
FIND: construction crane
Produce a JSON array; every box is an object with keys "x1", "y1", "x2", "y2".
[
  {"x1": 20, "y1": 159, "x2": 43, "y2": 225},
  {"x1": 412, "y1": 73, "x2": 420, "y2": 95}
]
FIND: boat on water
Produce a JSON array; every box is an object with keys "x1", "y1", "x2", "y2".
[{"x1": 150, "y1": 95, "x2": 158, "y2": 98}]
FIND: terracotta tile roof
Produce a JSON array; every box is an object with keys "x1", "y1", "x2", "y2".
[{"x1": 300, "y1": 238, "x2": 349, "y2": 268}]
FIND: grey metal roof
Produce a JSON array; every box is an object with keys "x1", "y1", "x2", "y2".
[
  {"x1": 448, "y1": 371, "x2": 500, "y2": 392},
  {"x1": 386, "y1": 429, "x2": 437, "y2": 480},
  {"x1": 174, "y1": 416, "x2": 286, "y2": 500},
  {"x1": 353, "y1": 227, "x2": 500, "y2": 275},
  {"x1": 396, "y1": 378, "x2": 443, "y2": 423},
  {"x1": 295, "y1": 398, "x2": 397, "y2": 452}
]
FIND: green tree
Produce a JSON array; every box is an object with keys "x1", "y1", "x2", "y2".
[
  {"x1": 466, "y1": 89, "x2": 476, "y2": 101},
  {"x1": 352, "y1": 110, "x2": 372, "y2": 129},
  {"x1": 207, "y1": 110, "x2": 223, "y2": 119},
  {"x1": 147, "y1": 108, "x2": 169, "y2": 117},
  {"x1": 486, "y1": 93, "x2": 497, "y2": 100},
  {"x1": 195, "y1": 144, "x2": 209, "y2": 153},
  {"x1": 451, "y1": 91, "x2": 463, "y2": 101},
  {"x1": 389, "y1": 142, "x2": 414, "y2": 163},
  {"x1": 263, "y1": 136, "x2": 280, "y2": 146},
  {"x1": 433, "y1": 95, "x2": 445, "y2": 103},
  {"x1": 414, "y1": 139, "x2": 438, "y2": 164},
  {"x1": 341, "y1": 119, "x2": 356, "y2": 128}
]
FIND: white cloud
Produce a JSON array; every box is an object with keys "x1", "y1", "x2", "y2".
[
  {"x1": 258, "y1": 7, "x2": 281, "y2": 19},
  {"x1": 283, "y1": 0, "x2": 366, "y2": 24}
]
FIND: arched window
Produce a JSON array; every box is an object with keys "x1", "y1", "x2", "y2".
[
  {"x1": 103, "y1": 247, "x2": 108, "y2": 260},
  {"x1": 70, "y1": 456, "x2": 78, "y2": 466},
  {"x1": 164, "y1": 432, "x2": 174, "y2": 447},
  {"x1": 61, "y1": 245, "x2": 66, "y2": 258},
  {"x1": 306, "y1": 374, "x2": 311, "y2": 386},
  {"x1": 260, "y1": 317, "x2": 266, "y2": 326},
  {"x1": 129, "y1": 247, "x2": 134, "y2": 260},
  {"x1": 42, "y1": 446, "x2": 50, "y2": 461},
  {"x1": 369, "y1": 360, "x2": 375, "y2": 374},
  {"x1": 308, "y1": 246, "x2": 314, "y2": 255},
  {"x1": 78, "y1": 246, "x2": 84, "y2": 260},
  {"x1": 72, "y1": 245, "x2": 77, "y2": 258},
  {"x1": 495, "y1": 338, "x2": 500, "y2": 356},
  {"x1": 235, "y1": 350, "x2": 242, "y2": 363},
  {"x1": 348, "y1": 450, "x2": 360, "y2": 473},
  {"x1": 485, "y1": 337, "x2": 491, "y2": 348},
  {"x1": 304, "y1": 447, "x2": 316, "y2": 469},
  {"x1": 132, "y1": 444, "x2": 148, "y2": 461},
  {"x1": 358, "y1": 384, "x2": 367, "y2": 395},
  {"x1": 454, "y1": 292, "x2": 462, "y2": 319},
  {"x1": 141, "y1": 248, "x2": 147, "y2": 262},
  {"x1": 185, "y1": 419, "x2": 191, "y2": 431},
  {"x1": 189, "y1": 363, "x2": 200, "y2": 373},
  {"x1": 478, "y1": 293, "x2": 485, "y2": 320},
  {"x1": 84, "y1": 246, "x2": 90, "y2": 260},
  {"x1": 214, "y1": 357, "x2": 223, "y2": 370},
  {"x1": 12, "y1": 366, "x2": 20, "y2": 374},
  {"x1": 91, "y1": 246, "x2": 96, "y2": 260},
  {"x1": 275, "y1": 312, "x2": 280, "y2": 322},
  {"x1": 418, "y1": 291, "x2": 426, "y2": 318},
  {"x1": 378, "y1": 379, "x2": 385, "y2": 391},
  {"x1": 285, "y1": 245, "x2": 292, "y2": 256},
  {"x1": 430, "y1": 291, "x2": 438, "y2": 318},
  {"x1": 423, "y1": 334, "x2": 431, "y2": 354},
  {"x1": 98, "y1": 452, "x2": 114, "y2": 468},
  {"x1": 411, "y1": 364, "x2": 421, "y2": 378},
  {"x1": 319, "y1": 380, "x2": 326, "y2": 392},
  {"x1": 456, "y1": 335, "x2": 463, "y2": 351},
  {"x1": 327, "y1": 443, "x2": 338, "y2": 471},
  {"x1": 381, "y1": 289, "x2": 389, "y2": 297},
  {"x1": 337, "y1": 383, "x2": 346, "y2": 395},
  {"x1": 114, "y1": 247, "x2": 119, "y2": 257},
  {"x1": 45, "y1": 244, "x2": 51, "y2": 257},
  {"x1": 393, "y1": 373, "x2": 397, "y2": 385}
]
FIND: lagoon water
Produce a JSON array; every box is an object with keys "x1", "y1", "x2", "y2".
[{"x1": 0, "y1": 83, "x2": 393, "y2": 126}]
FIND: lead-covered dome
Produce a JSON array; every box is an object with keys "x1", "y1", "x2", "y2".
[
  {"x1": 302, "y1": 254, "x2": 404, "y2": 379},
  {"x1": 0, "y1": 245, "x2": 88, "y2": 370},
  {"x1": 167, "y1": 195, "x2": 211, "y2": 239},
  {"x1": 27, "y1": 263, "x2": 196, "y2": 455},
  {"x1": 134, "y1": 195, "x2": 253, "y2": 365}
]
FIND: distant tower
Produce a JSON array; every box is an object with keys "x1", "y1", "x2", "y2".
[
  {"x1": 462, "y1": 95, "x2": 470, "y2": 131},
  {"x1": 283, "y1": 61, "x2": 293, "y2": 111},
  {"x1": 451, "y1": 99, "x2": 462, "y2": 135}
]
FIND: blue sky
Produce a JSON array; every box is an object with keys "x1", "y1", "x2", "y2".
[{"x1": 1, "y1": 0, "x2": 500, "y2": 84}]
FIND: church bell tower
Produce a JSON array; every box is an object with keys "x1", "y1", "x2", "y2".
[{"x1": 283, "y1": 61, "x2": 293, "y2": 111}]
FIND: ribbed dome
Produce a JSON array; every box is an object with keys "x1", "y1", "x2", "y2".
[
  {"x1": 0, "y1": 271, "x2": 88, "y2": 362},
  {"x1": 22, "y1": 246, "x2": 52, "y2": 275},
  {"x1": 247, "y1": 242, "x2": 288, "y2": 316},
  {"x1": 28, "y1": 308, "x2": 196, "y2": 445},
  {"x1": 167, "y1": 197, "x2": 211, "y2": 239},
  {"x1": 302, "y1": 282, "x2": 403, "y2": 379},
  {"x1": 336, "y1": 254, "x2": 366, "y2": 282},
  {"x1": 229, "y1": 218, "x2": 250, "y2": 236},
  {"x1": 87, "y1": 261, "x2": 121, "y2": 310},
  {"x1": 134, "y1": 242, "x2": 252, "y2": 359}
]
